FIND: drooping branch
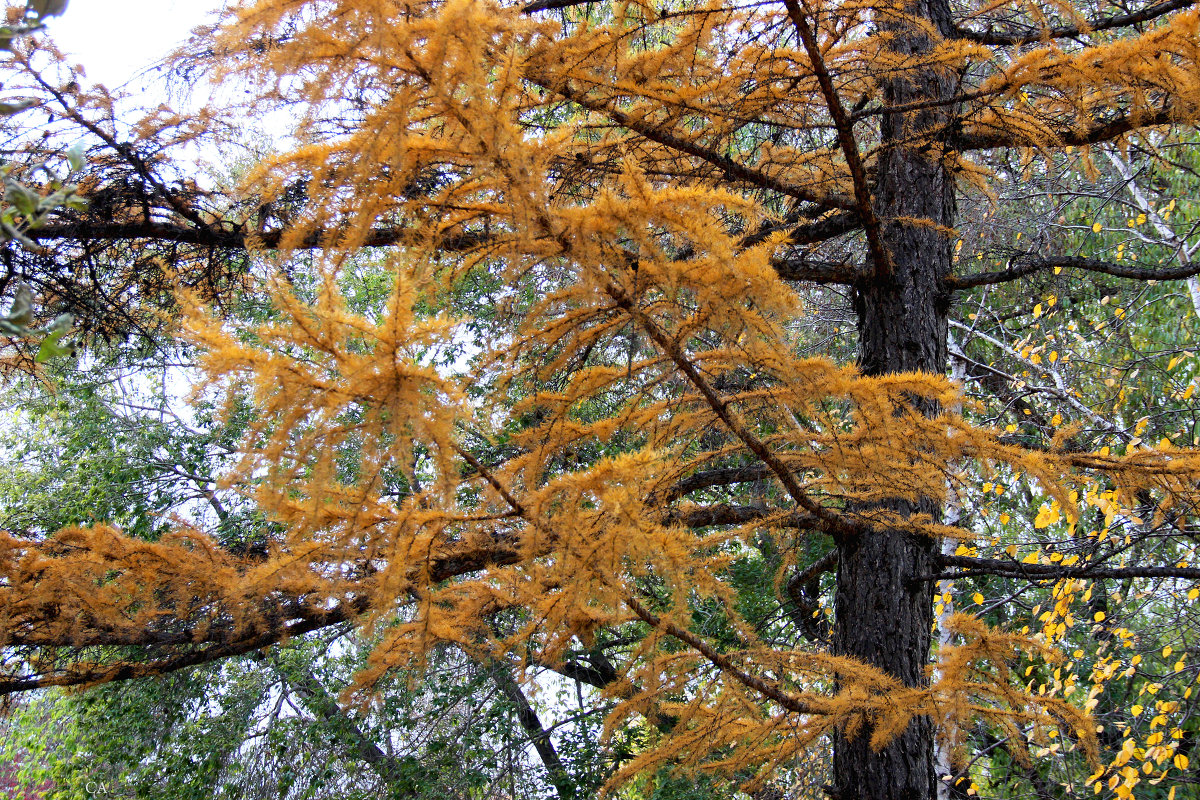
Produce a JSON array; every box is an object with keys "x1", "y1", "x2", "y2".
[{"x1": 946, "y1": 253, "x2": 1200, "y2": 289}]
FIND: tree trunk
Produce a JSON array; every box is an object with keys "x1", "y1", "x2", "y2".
[{"x1": 832, "y1": 0, "x2": 955, "y2": 797}]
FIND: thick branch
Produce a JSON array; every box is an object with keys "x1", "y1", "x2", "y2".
[
  {"x1": 952, "y1": 0, "x2": 1197, "y2": 46},
  {"x1": 33, "y1": 216, "x2": 860, "y2": 286},
  {"x1": 926, "y1": 554, "x2": 1200, "y2": 582},
  {"x1": 770, "y1": 211, "x2": 862, "y2": 249},
  {"x1": 521, "y1": 0, "x2": 598, "y2": 11},
  {"x1": 947, "y1": 253, "x2": 1200, "y2": 289},
  {"x1": 0, "y1": 601, "x2": 363, "y2": 693},
  {"x1": 783, "y1": 550, "x2": 837, "y2": 642},
  {"x1": 669, "y1": 504, "x2": 820, "y2": 528},
  {"x1": 663, "y1": 465, "x2": 776, "y2": 502},
  {"x1": 0, "y1": 494, "x2": 817, "y2": 684},
  {"x1": 787, "y1": 550, "x2": 839, "y2": 597},
  {"x1": 772, "y1": 257, "x2": 860, "y2": 284},
  {"x1": 30, "y1": 221, "x2": 492, "y2": 252},
  {"x1": 954, "y1": 105, "x2": 1177, "y2": 152}
]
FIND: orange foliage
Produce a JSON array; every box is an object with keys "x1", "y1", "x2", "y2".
[{"x1": 4, "y1": 0, "x2": 1200, "y2": 795}]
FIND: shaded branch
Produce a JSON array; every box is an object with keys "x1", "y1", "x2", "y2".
[
  {"x1": 787, "y1": 550, "x2": 839, "y2": 596},
  {"x1": 255, "y1": 651, "x2": 417, "y2": 792},
  {"x1": 783, "y1": 549, "x2": 837, "y2": 642},
  {"x1": 521, "y1": 0, "x2": 599, "y2": 11},
  {"x1": 772, "y1": 256, "x2": 859, "y2": 284},
  {"x1": 33, "y1": 217, "x2": 860, "y2": 286},
  {"x1": 663, "y1": 465, "x2": 776, "y2": 502},
  {"x1": 669, "y1": 504, "x2": 820, "y2": 528},
  {"x1": 755, "y1": 210, "x2": 862, "y2": 250}
]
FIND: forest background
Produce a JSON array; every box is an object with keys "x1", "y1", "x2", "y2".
[{"x1": 0, "y1": 0, "x2": 1199, "y2": 799}]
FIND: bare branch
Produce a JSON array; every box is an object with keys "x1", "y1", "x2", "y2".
[
  {"x1": 926, "y1": 554, "x2": 1200, "y2": 582},
  {"x1": 946, "y1": 253, "x2": 1200, "y2": 289}
]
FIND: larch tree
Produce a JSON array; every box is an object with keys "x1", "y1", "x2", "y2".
[{"x1": 4, "y1": 0, "x2": 1200, "y2": 798}]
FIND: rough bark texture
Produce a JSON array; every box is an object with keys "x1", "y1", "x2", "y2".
[{"x1": 832, "y1": 0, "x2": 956, "y2": 797}]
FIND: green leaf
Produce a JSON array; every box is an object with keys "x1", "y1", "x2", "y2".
[
  {"x1": 35, "y1": 327, "x2": 73, "y2": 363},
  {"x1": 27, "y1": 0, "x2": 69, "y2": 20},
  {"x1": 5, "y1": 181, "x2": 40, "y2": 217},
  {"x1": 6, "y1": 284, "x2": 34, "y2": 327},
  {"x1": 66, "y1": 141, "x2": 86, "y2": 173}
]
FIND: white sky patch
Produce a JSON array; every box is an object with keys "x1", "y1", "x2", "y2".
[{"x1": 49, "y1": 0, "x2": 227, "y2": 90}]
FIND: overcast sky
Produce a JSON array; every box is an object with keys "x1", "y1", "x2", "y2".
[{"x1": 50, "y1": 0, "x2": 227, "y2": 90}]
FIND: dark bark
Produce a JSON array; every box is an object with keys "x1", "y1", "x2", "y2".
[{"x1": 833, "y1": 0, "x2": 955, "y2": 797}]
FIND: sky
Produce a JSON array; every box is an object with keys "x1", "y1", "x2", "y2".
[{"x1": 49, "y1": 0, "x2": 227, "y2": 90}]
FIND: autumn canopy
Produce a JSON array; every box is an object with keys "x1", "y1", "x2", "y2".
[{"x1": 2, "y1": 0, "x2": 1200, "y2": 797}]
